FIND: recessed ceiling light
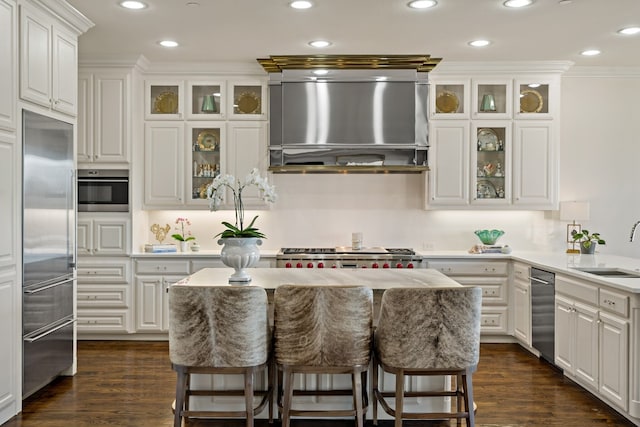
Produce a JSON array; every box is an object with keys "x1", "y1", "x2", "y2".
[
  {"x1": 580, "y1": 49, "x2": 601, "y2": 56},
  {"x1": 309, "y1": 40, "x2": 332, "y2": 48},
  {"x1": 159, "y1": 40, "x2": 179, "y2": 48},
  {"x1": 469, "y1": 40, "x2": 491, "y2": 47},
  {"x1": 290, "y1": 1, "x2": 313, "y2": 9},
  {"x1": 558, "y1": 0, "x2": 572, "y2": 4},
  {"x1": 407, "y1": 0, "x2": 437, "y2": 9},
  {"x1": 313, "y1": 69, "x2": 329, "y2": 75},
  {"x1": 185, "y1": 1, "x2": 200, "y2": 6},
  {"x1": 503, "y1": 0, "x2": 534, "y2": 8},
  {"x1": 618, "y1": 26, "x2": 640, "y2": 35},
  {"x1": 119, "y1": 1, "x2": 147, "y2": 9}
]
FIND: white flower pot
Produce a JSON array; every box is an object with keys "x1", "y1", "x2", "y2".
[
  {"x1": 218, "y1": 237, "x2": 262, "y2": 283},
  {"x1": 179, "y1": 241, "x2": 188, "y2": 252}
]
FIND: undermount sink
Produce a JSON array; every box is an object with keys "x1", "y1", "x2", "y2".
[{"x1": 571, "y1": 267, "x2": 640, "y2": 278}]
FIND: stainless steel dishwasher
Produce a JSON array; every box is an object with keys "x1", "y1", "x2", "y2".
[{"x1": 530, "y1": 267, "x2": 556, "y2": 364}]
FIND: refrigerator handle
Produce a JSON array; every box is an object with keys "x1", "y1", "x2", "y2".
[
  {"x1": 69, "y1": 168, "x2": 76, "y2": 271},
  {"x1": 24, "y1": 277, "x2": 74, "y2": 294},
  {"x1": 24, "y1": 318, "x2": 76, "y2": 343}
]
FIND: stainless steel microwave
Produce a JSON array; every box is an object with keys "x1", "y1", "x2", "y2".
[{"x1": 77, "y1": 169, "x2": 129, "y2": 212}]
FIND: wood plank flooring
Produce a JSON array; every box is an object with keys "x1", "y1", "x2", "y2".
[{"x1": 2, "y1": 342, "x2": 635, "y2": 427}]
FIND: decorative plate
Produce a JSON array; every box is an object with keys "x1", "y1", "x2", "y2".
[
  {"x1": 153, "y1": 91, "x2": 179, "y2": 114},
  {"x1": 477, "y1": 128, "x2": 499, "y2": 151},
  {"x1": 235, "y1": 91, "x2": 261, "y2": 114},
  {"x1": 477, "y1": 180, "x2": 497, "y2": 198},
  {"x1": 435, "y1": 90, "x2": 459, "y2": 113},
  {"x1": 520, "y1": 89, "x2": 543, "y2": 113},
  {"x1": 197, "y1": 130, "x2": 218, "y2": 151}
]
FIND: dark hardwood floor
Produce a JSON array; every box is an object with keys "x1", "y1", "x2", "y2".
[{"x1": 2, "y1": 342, "x2": 634, "y2": 427}]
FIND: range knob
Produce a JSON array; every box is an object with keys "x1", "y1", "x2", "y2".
[
  {"x1": 331, "y1": 264, "x2": 337, "y2": 268},
  {"x1": 296, "y1": 262, "x2": 303, "y2": 268},
  {"x1": 372, "y1": 263, "x2": 379, "y2": 269},
  {"x1": 407, "y1": 263, "x2": 414, "y2": 269},
  {"x1": 307, "y1": 262, "x2": 314, "y2": 268},
  {"x1": 382, "y1": 263, "x2": 390, "y2": 269},
  {"x1": 396, "y1": 263, "x2": 404, "y2": 268},
  {"x1": 285, "y1": 262, "x2": 292, "y2": 268},
  {"x1": 317, "y1": 262, "x2": 324, "y2": 268},
  {"x1": 361, "y1": 265, "x2": 367, "y2": 268}
]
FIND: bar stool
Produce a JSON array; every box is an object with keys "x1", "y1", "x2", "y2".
[
  {"x1": 372, "y1": 286, "x2": 482, "y2": 427},
  {"x1": 168, "y1": 285, "x2": 274, "y2": 427},
  {"x1": 273, "y1": 284, "x2": 373, "y2": 427}
]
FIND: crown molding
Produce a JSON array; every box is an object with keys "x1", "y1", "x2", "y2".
[
  {"x1": 563, "y1": 66, "x2": 640, "y2": 78},
  {"x1": 30, "y1": 0, "x2": 94, "y2": 34},
  {"x1": 430, "y1": 61, "x2": 574, "y2": 75}
]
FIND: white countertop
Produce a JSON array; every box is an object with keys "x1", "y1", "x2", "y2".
[{"x1": 175, "y1": 267, "x2": 462, "y2": 290}]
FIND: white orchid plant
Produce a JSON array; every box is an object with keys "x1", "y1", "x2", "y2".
[{"x1": 206, "y1": 168, "x2": 277, "y2": 239}]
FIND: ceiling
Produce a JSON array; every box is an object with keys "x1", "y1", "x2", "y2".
[{"x1": 66, "y1": 0, "x2": 640, "y2": 71}]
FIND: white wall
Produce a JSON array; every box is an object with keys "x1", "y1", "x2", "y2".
[{"x1": 143, "y1": 70, "x2": 640, "y2": 258}]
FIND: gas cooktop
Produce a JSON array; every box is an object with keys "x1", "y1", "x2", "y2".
[{"x1": 280, "y1": 247, "x2": 415, "y2": 255}]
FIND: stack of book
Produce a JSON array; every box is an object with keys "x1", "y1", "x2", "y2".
[
  {"x1": 480, "y1": 245, "x2": 504, "y2": 254},
  {"x1": 144, "y1": 243, "x2": 177, "y2": 253}
]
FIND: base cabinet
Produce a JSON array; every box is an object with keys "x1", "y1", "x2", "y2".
[{"x1": 512, "y1": 262, "x2": 531, "y2": 345}]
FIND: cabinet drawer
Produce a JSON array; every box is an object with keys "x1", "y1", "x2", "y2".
[
  {"x1": 556, "y1": 275, "x2": 598, "y2": 305},
  {"x1": 599, "y1": 288, "x2": 629, "y2": 318},
  {"x1": 135, "y1": 259, "x2": 190, "y2": 275},
  {"x1": 513, "y1": 262, "x2": 530, "y2": 281},
  {"x1": 427, "y1": 260, "x2": 508, "y2": 276},
  {"x1": 480, "y1": 307, "x2": 508, "y2": 334},
  {"x1": 77, "y1": 259, "x2": 130, "y2": 283},
  {"x1": 77, "y1": 309, "x2": 131, "y2": 333},
  {"x1": 77, "y1": 284, "x2": 130, "y2": 308},
  {"x1": 454, "y1": 276, "x2": 508, "y2": 305}
]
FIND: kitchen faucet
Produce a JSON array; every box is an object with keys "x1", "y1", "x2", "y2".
[{"x1": 630, "y1": 220, "x2": 640, "y2": 242}]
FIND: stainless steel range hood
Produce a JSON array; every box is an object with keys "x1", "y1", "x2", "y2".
[{"x1": 259, "y1": 55, "x2": 441, "y2": 173}]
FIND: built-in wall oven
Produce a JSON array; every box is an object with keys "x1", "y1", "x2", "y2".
[
  {"x1": 530, "y1": 267, "x2": 556, "y2": 365},
  {"x1": 77, "y1": 169, "x2": 129, "y2": 212}
]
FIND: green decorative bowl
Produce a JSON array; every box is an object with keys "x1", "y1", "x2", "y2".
[{"x1": 474, "y1": 229, "x2": 505, "y2": 245}]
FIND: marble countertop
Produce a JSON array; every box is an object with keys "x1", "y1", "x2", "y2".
[{"x1": 175, "y1": 267, "x2": 462, "y2": 290}]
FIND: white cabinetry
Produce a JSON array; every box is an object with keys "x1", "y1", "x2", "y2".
[
  {"x1": 226, "y1": 121, "x2": 268, "y2": 208},
  {"x1": 78, "y1": 69, "x2": 131, "y2": 165},
  {"x1": 77, "y1": 215, "x2": 130, "y2": 256},
  {"x1": 144, "y1": 122, "x2": 184, "y2": 206},
  {"x1": 0, "y1": 0, "x2": 16, "y2": 131},
  {"x1": 425, "y1": 259, "x2": 509, "y2": 334},
  {"x1": 427, "y1": 69, "x2": 563, "y2": 210},
  {"x1": 512, "y1": 262, "x2": 531, "y2": 345},
  {"x1": 134, "y1": 259, "x2": 190, "y2": 332},
  {"x1": 19, "y1": 1, "x2": 78, "y2": 115},
  {"x1": 555, "y1": 275, "x2": 630, "y2": 412}
]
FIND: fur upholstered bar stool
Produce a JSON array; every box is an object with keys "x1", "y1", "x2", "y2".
[
  {"x1": 372, "y1": 286, "x2": 482, "y2": 427},
  {"x1": 273, "y1": 284, "x2": 373, "y2": 427},
  {"x1": 168, "y1": 285, "x2": 273, "y2": 427}
]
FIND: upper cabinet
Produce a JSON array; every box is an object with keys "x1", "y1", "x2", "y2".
[
  {"x1": 78, "y1": 68, "x2": 131, "y2": 165},
  {"x1": 187, "y1": 81, "x2": 226, "y2": 120},
  {"x1": 145, "y1": 80, "x2": 183, "y2": 120},
  {"x1": 228, "y1": 80, "x2": 267, "y2": 120},
  {"x1": 0, "y1": 0, "x2": 16, "y2": 131},
  {"x1": 19, "y1": 2, "x2": 78, "y2": 116},
  {"x1": 427, "y1": 69, "x2": 563, "y2": 210}
]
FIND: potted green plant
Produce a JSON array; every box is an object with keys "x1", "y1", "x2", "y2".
[{"x1": 571, "y1": 229, "x2": 605, "y2": 254}]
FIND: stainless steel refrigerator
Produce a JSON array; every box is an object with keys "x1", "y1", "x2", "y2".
[{"x1": 22, "y1": 110, "x2": 75, "y2": 398}]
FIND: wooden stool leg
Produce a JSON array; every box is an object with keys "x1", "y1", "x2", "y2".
[
  {"x1": 395, "y1": 370, "x2": 404, "y2": 427},
  {"x1": 174, "y1": 369, "x2": 188, "y2": 427},
  {"x1": 281, "y1": 368, "x2": 294, "y2": 427},
  {"x1": 456, "y1": 373, "x2": 463, "y2": 427},
  {"x1": 462, "y1": 372, "x2": 475, "y2": 427},
  {"x1": 372, "y1": 355, "x2": 379, "y2": 425},
  {"x1": 268, "y1": 359, "x2": 275, "y2": 424},
  {"x1": 244, "y1": 368, "x2": 254, "y2": 427},
  {"x1": 353, "y1": 370, "x2": 364, "y2": 427}
]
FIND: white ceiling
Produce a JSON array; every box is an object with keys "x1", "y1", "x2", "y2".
[{"x1": 66, "y1": 0, "x2": 640, "y2": 71}]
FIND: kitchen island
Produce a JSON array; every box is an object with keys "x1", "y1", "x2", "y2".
[{"x1": 171, "y1": 267, "x2": 464, "y2": 420}]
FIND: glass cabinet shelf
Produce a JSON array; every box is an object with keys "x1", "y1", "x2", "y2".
[
  {"x1": 190, "y1": 126, "x2": 221, "y2": 201},
  {"x1": 474, "y1": 126, "x2": 507, "y2": 201}
]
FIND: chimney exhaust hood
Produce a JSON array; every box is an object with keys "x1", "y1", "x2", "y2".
[{"x1": 258, "y1": 55, "x2": 441, "y2": 173}]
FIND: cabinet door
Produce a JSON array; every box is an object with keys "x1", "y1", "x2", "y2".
[
  {"x1": 574, "y1": 301, "x2": 599, "y2": 389},
  {"x1": 51, "y1": 26, "x2": 76, "y2": 115},
  {"x1": 427, "y1": 121, "x2": 469, "y2": 206},
  {"x1": 93, "y1": 220, "x2": 129, "y2": 255},
  {"x1": 513, "y1": 279, "x2": 531, "y2": 345},
  {"x1": 135, "y1": 276, "x2": 163, "y2": 331},
  {"x1": 187, "y1": 123, "x2": 223, "y2": 206},
  {"x1": 472, "y1": 79, "x2": 512, "y2": 119},
  {"x1": 599, "y1": 311, "x2": 628, "y2": 410},
  {"x1": 144, "y1": 122, "x2": 184, "y2": 206},
  {"x1": 0, "y1": 134, "x2": 15, "y2": 267},
  {"x1": 187, "y1": 81, "x2": 226, "y2": 120},
  {"x1": 226, "y1": 122, "x2": 267, "y2": 208},
  {"x1": 513, "y1": 121, "x2": 555, "y2": 208},
  {"x1": 76, "y1": 73, "x2": 92, "y2": 162},
  {"x1": 555, "y1": 294, "x2": 574, "y2": 372},
  {"x1": 228, "y1": 80, "x2": 267, "y2": 120},
  {"x1": 0, "y1": 0, "x2": 16, "y2": 131},
  {"x1": 94, "y1": 73, "x2": 129, "y2": 163},
  {"x1": 0, "y1": 269, "x2": 18, "y2": 424},
  {"x1": 471, "y1": 121, "x2": 510, "y2": 206},
  {"x1": 76, "y1": 218, "x2": 93, "y2": 256},
  {"x1": 20, "y1": 4, "x2": 51, "y2": 108},
  {"x1": 429, "y1": 79, "x2": 469, "y2": 119},
  {"x1": 145, "y1": 80, "x2": 183, "y2": 120}
]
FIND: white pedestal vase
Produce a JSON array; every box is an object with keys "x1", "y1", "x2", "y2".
[{"x1": 218, "y1": 237, "x2": 262, "y2": 283}]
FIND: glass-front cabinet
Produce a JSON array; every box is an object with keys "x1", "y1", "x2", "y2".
[
  {"x1": 229, "y1": 80, "x2": 267, "y2": 120},
  {"x1": 430, "y1": 80, "x2": 470, "y2": 119},
  {"x1": 187, "y1": 124, "x2": 225, "y2": 206},
  {"x1": 471, "y1": 122, "x2": 511, "y2": 205},
  {"x1": 145, "y1": 81, "x2": 183, "y2": 120},
  {"x1": 472, "y1": 79, "x2": 512, "y2": 119},
  {"x1": 187, "y1": 81, "x2": 226, "y2": 120},
  {"x1": 514, "y1": 79, "x2": 555, "y2": 119}
]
